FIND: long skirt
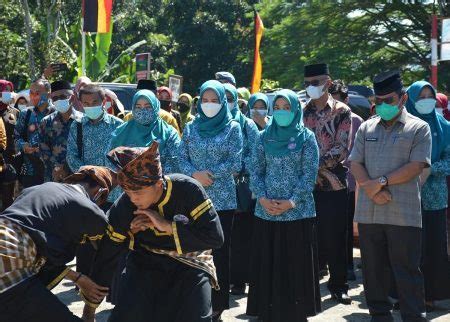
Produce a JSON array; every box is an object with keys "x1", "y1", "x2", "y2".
[
  {"x1": 230, "y1": 210, "x2": 254, "y2": 286},
  {"x1": 247, "y1": 217, "x2": 321, "y2": 322},
  {"x1": 422, "y1": 209, "x2": 450, "y2": 301},
  {"x1": 109, "y1": 251, "x2": 212, "y2": 322}
]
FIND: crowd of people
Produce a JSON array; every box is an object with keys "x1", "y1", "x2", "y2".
[{"x1": 0, "y1": 63, "x2": 449, "y2": 322}]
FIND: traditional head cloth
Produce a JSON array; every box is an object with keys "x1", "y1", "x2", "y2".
[
  {"x1": 215, "y1": 71, "x2": 236, "y2": 86},
  {"x1": 109, "y1": 90, "x2": 172, "y2": 152},
  {"x1": 51, "y1": 80, "x2": 72, "y2": 92},
  {"x1": 0, "y1": 80, "x2": 14, "y2": 110},
  {"x1": 104, "y1": 88, "x2": 125, "y2": 114},
  {"x1": 436, "y1": 93, "x2": 448, "y2": 109},
  {"x1": 248, "y1": 93, "x2": 269, "y2": 110},
  {"x1": 137, "y1": 79, "x2": 157, "y2": 91},
  {"x1": 223, "y1": 83, "x2": 246, "y2": 129},
  {"x1": 194, "y1": 80, "x2": 232, "y2": 138},
  {"x1": 304, "y1": 63, "x2": 329, "y2": 77},
  {"x1": 405, "y1": 81, "x2": 450, "y2": 163},
  {"x1": 157, "y1": 86, "x2": 173, "y2": 99},
  {"x1": 373, "y1": 70, "x2": 403, "y2": 96},
  {"x1": 178, "y1": 93, "x2": 193, "y2": 105},
  {"x1": 262, "y1": 89, "x2": 311, "y2": 156},
  {"x1": 64, "y1": 166, "x2": 116, "y2": 205},
  {"x1": 178, "y1": 93, "x2": 194, "y2": 127},
  {"x1": 107, "y1": 141, "x2": 163, "y2": 191},
  {"x1": 237, "y1": 87, "x2": 251, "y2": 101}
]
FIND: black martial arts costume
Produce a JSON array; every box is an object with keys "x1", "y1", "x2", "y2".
[
  {"x1": 90, "y1": 174, "x2": 224, "y2": 322},
  {"x1": 0, "y1": 182, "x2": 109, "y2": 322}
]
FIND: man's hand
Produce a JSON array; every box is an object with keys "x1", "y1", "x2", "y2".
[
  {"x1": 192, "y1": 171, "x2": 214, "y2": 187},
  {"x1": 372, "y1": 189, "x2": 392, "y2": 205},
  {"x1": 82, "y1": 305, "x2": 96, "y2": 322},
  {"x1": 361, "y1": 179, "x2": 382, "y2": 199},
  {"x1": 43, "y1": 65, "x2": 54, "y2": 79},
  {"x1": 130, "y1": 214, "x2": 154, "y2": 234},
  {"x1": 76, "y1": 275, "x2": 108, "y2": 303},
  {"x1": 134, "y1": 209, "x2": 173, "y2": 234}
]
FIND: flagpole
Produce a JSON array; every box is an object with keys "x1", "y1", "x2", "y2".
[{"x1": 82, "y1": 17, "x2": 86, "y2": 76}]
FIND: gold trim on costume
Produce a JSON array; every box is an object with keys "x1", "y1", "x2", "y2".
[
  {"x1": 127, "y1": 231, "x2": 135, "y2": 250},
  {"x1": 191, "y1": 199, "x2": 213, "y2": 220},
  {"x1": 46, "y1": 266, "x2": 71, "y2": 290},
  {"x1": 106, "y1": 225, "x2": 127, "y2": 243},
  {"x1": 172, "y1": 222, "x2": 182, "y2": 254},
  {"x1": 158, "y1": 177, "x2": 172, "y2": 216}
]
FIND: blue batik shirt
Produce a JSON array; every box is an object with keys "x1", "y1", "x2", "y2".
[
  {"x1": 14, "y1": 106, "x2": 54, "y2": 176},
  {"x1": 250, "y1": 130, "x2": 319, "y2": 221},
  {"x1": 178, "y1": 121, "x2": 243, "y2": 211}
]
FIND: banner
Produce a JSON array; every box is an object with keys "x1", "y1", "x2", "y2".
[{"x1": 441, "y1": 18, "x2": 450, "y2": 61}]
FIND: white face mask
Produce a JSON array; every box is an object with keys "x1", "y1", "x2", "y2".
[
  {"x1": 17, "y1": 104, "x2": 28, "y2": 111},
  {"x1": 201, "y1": 102, "x2": 222, "y2": 118},
  {"x1": 54, "y1": 99, "x2": 71, "y2": 113},
  {"x1": 306, "y1": 84, "x2": 326, "y2": 100},
  {"x1": 251, "y1": 109, "x2": 267, "y2": 118},
  {"x1": 415, "y1": 98, "x2": 436, "y2": 115},
  {"x1": 1, "y1": 92, "x2": 12, "y2": 104},
  {"x1": 227, "y1": 102, "x2": 236, "y2": 111},
  {"x1": 436, "y1": 108, "x2": 444, "y2": 116}
]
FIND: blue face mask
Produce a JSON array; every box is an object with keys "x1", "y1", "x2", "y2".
[
  {"x1": 273, "y1": 109, "x2": 295, "y2": 127},
  {"x1": 133, "y1": 107, "x2": 154, "y2": 125},
  {"x1": 37, "y1": 94, "x2": 49, "y2": 107},
  {"x1": 84, "y1": 105, "x2": 104, "y2": 120}
]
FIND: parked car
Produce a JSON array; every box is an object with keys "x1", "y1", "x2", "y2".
[{"x1": 98, "y1": 82, "x2": 137, "y2": 112}]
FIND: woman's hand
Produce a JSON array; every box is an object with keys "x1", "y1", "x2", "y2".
[
  {"x1": 130, "y1": 214, "x2": 154, "y2": 234},
  {"x1": 193, "y1": 171, "x2": 214, "y2": 187},
  {"x1": 76, "y1": 275, "x2": 109, "y2": 303},
  {"x1": 134, "y1": 209, "x2": 173, "y2": 234},
  {"x1": 270, "y1": 200, "x2": 293, "y2": 215},
  {"x1": 260, "y1": 197, "x2": 280, "y2": 215}
]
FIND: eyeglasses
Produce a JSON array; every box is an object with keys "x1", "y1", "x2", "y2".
[{"x1": 304, "y1": 79, "x2": 327, "y2": 87}]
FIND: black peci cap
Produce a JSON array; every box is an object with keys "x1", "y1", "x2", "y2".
[
  {"x1": 304, "y1": 63, "x2": 329, "y2": 77},
  {"x1": 373, "y1": 70, "x2": 403, "y2": 96},
  {"x1": 137, "y1": 79, "x2": 157, "y2": 91},
  {"x1": 51, "y1": 80, "x2": 72, "y2": 92}
]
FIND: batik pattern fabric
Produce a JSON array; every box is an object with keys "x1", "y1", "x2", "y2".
[
  {"x1": 178, "y1": 121, "x2": 243, "y2": 211},
  {"x1": 39, "y1": 110, "x2": 83, "y2": 181},
  {"x1": 422, "y1": 145, "x2": 450, "y2": 211},
  {"x1": 0, "y1": 218, "x2": 46, "y2": 293},
  {"x1": 303, "y1": 95, "x2": 351, "y2": 191},
  {"x1": 250, "y1": 131, "x2": 319, "y2": 221},
  {"x1": 14, "y1": 107, "x2": 54, "y2": 176}
]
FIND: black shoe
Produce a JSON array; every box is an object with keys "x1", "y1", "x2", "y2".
[
  {"x1": 392, "y1": 302, "x2": 400, "y2": 311},
  {"x1": 230, "y1": 284, "x2": 246, "y2": 295},
  {"x1": 426, "y1": 303, "x2": 434, "y2": 313},
  {"x1": 319, "y1": 269, "x2": 329, "y2": 278},
  {"x1": 347, "y1": 269, "x2": 356, "y2": 281},
  {"x1": 331, "y1": 292, "x2": 352, "y2": 305},
  {"x1": 212, "y1": 311, "x2": 223, "y2": 322}
]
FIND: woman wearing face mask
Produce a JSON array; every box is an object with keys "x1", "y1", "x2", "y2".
[
  {"x1": 178, "y1": 80, "x2": 243, "y2": 321},
  {"x1": 248, "y1": 93, "x2": 270, "y2": 130},
  {"x1": 176, "y1": 93, "x2": 195, "y2": 131},
  {"x1": 14, "y1": 96, "x2": 28, "y2": 112},
  {"x1": 157, "y1": 86, "x2": 182, "y2": 130},
  {"x1": 246, "y1": 89, "x2": 321, "y2": 322},
  {"x1": 405, "y1": 81, "x2": 450, "y2": 310}
]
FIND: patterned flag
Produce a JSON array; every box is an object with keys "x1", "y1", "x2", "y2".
[{"x1": 82, "y1": 0, "x2": 113, "y2": 33}]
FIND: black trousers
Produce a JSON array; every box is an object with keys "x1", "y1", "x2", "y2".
[
  {"x1": 212, "y1": 210, "x2": 234, "y2": 312},
  {"x1": 0, "y1": 182, "x2": 15, "y2": 211},
  {"x1": 347, "y1": 191, "x2": 356, "y2": 269},
  {"x1": 0, "y1": 276, "x2": 81, "y2": 322},
  {"x1": 109, "y1": 252, "x2": 212, "y2": 322},
  {"x1": 359, "y1": 223, "x2": 427, "y2": 322},
  {"x1": 230, "y1": 210, "x2": 253, "y2": 286},
  {"x1": 314, "y1": 189, "x2": 349, "y2": 293}
]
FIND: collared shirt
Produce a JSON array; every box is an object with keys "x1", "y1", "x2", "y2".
[
  {"x1": 250, "y1": 130, "x2": 319, "y2": 221},
  {"x1": 349, "y1": 109, "x2": 432, "y2": 228},
  {"x1": 39, "y1": 109, "x2": 83, "y2": 181},
  {"x1": 66, "y1": 112, "x2": 123, "y2": 174},
  {"x1": 303, "y1": 95, "x2": 352, "y2": 191},
  {"x1": 178, "y1": 121, "x2": 243, "y2": 211},
  {"x1": 14, "y1": 106, "x2": 54, "y2": 176},
  {"x1": 345, "y1": 113, "x2": 364, "y2": 192}
]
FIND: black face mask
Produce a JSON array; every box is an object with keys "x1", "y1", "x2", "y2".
[
  {"x1": 177, "y1": 102, "x2": 190, "y2": 113},
  {"x1": 160, "y1": 100, "x2": 171, "y2": 111}
]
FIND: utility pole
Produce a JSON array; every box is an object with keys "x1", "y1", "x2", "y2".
[
  {"x1": 21, "y1": 0, "x2": 37, "y2": 79},
  {"x1": 431, "y1": 13, "x2": 439, "y2": 88}
]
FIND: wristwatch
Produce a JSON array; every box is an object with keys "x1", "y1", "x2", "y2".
[{"x1": 378, "y1": 176, "x2": 388, "y2": 187}]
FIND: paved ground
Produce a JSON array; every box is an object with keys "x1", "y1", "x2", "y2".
[{"x1": 55, "y1": 249, "x2": 450, "y2": 321}]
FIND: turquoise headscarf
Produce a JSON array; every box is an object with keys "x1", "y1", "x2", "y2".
[
  {"x1": 248, "y1": 93, "x2": 269, "y2": 111},
  {"x1": 223, "y1": 83, "x2": 246, "y2": 130},
  {"x1": 262, "y1": 89, "x2": 310, "y2": 156},
  {"x1": 194, "y1": 80, "x2": 233, "y2": 138},
  {"x1": 406, "y1": 81, "x2": 450, "y2": 162},
  {"x1": 110, "y1": 89, "x2": 172, "y2": 151}
]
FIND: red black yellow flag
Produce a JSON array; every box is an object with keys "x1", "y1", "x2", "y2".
[
  {"x1": 251, "y1": 10, "x2": 264, "y2": 94},
  {"x1": 82, "y1": 0, "x2": 113, "y2": 33}
]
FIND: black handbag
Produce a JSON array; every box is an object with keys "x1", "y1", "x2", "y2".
[{"x1": 235, "y1": 171, "x2": 256, "y2": 213}]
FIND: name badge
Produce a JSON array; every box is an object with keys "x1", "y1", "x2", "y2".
[{"x1": 366, "y1": 138, "x2": 378, "y2": 142}]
